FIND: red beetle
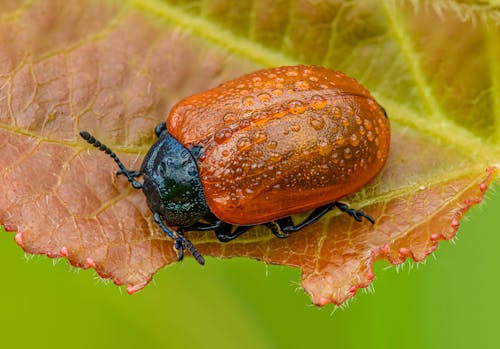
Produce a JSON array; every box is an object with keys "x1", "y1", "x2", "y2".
[{"x1": 81, "y1": 65, "x2": 390, "y2": 265}]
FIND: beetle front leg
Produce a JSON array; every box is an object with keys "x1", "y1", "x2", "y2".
[{"x1": 153, "y1": 212, "x2": 205, "y2": 265}]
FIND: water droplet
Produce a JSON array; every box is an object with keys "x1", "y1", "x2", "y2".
[
  {"x1": 223, "y1": 112, "x2": 237, "y2": 123},
  {"x1": 257, "y1": 92, "x2": 271, "y2": 103},
  {"x1": 349, "y1": 134, "x2": 360, "y2": 147},
  {"x1": 269, "y1": 152, "x2": 282, "y2": 162},
  {"x1": 309, "y1": 76, "x2": 319, "y2": 82},
  {"x1": 341, "y1": 117, "x2": 349, "y2": 127},
  {"x1": 311, "y1": 95, "x2": 326, "y2": 109},
  {"x1": 332, "y1": 152, "x2": 340, "y2": 163},
  {"x1": 239, "y1": 119, "x2": 251, "y2": 129},
  {"x1": 320, "y1": 84, "x2": 328, "y2": 89},
  {"x1": 346, "y1": 105, "x2": 355, "y2": 116},
  {"x1": 333, "y1": 106, "x2": 342, "y2": 118},
  {"x1": 303, "y1": 69, "x2": 312, "y2": 75},
  {"x1": 267, "y1": 141, "x2": 277, "y2": 149},
  {"x1": 359, "y1": 125, "x2": 366, "y2": 135},
  {"x1": 363, "y1": 119, "x2": 372, "y2": 130},
  {"x1": 245, "y1": 188, "x2": 254, "y2": 194},
  {"x1": 291, "y1": 123, "x2": 301, "y2": 132},
  {"x1": 237, "y1": 137, "x2": 252, "y2": 152},
  {"x1": 344, "y1": 147, "x2": 352, "y2": 159},
  {"x1": 355, "y1": 115, "x2": 362, "y2": 125},
  {"x1": 240, "y1": 89, "x2": 249, "y2": 95},
  {"x1": 237, "y1": 83, "x2": 245, "y2": 89},
  {"x1": 242, "y1": 96, "x2": 254, "y2": 107},
  {"x1": 252, "y1": 76, "x2": 262, "y2": 83},
  {"x1": 254, "y1": 131, "x2": 267, "y2": 144},
  {"x1": 286, "y1": 70, "x2": 298, "y2": 77},
  {"x1": 267, "y1": 73, "x2": 276, "y2": 79},
  {"x1": 272, "y1": 89, "x2": 283, "y2": 96},
  {"x1": 318, "y1": 139, "x2": 332, "y2": 155},
  {"x1": 294, "y1": 80, "x2": 310, "y2": 90},
  {"x1": 309, "y1": 115, "x2": 325, "y2": 130},
  {"x1": 214, "y1": 127, "x2": 233, "y2": 144},
  {"x1": 272, "y1": 184, "x2": 281, "y2": 189},
  {"x1": 336, "y1": 138, "x2": 346, "y2": 146},
  {"x1": 367, "y1": 131, "x2": 375, "y2": 141}
]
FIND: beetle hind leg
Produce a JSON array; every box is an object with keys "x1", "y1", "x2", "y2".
[
  {"x1": 334, "y1": 202, "x2": 375, "y2": 224},
  {"x1": 274, "y1": 201, "x2": 374, "y2": 235}
]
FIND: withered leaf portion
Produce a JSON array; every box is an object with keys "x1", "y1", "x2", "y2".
[{"x1": 1, "y1": 0, "x2": 499, "y2": 305}]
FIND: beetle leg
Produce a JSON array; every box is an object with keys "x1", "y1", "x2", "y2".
[
  {"x1": 275, "y1": 201, "x2": 374, "y2": 234},
  {"x1": 153, "y1": 212, "x2": 205, "y2": 265},
  {"x1": 154, "y1": 122, "x2": 167, "y2": 138},
  {"x1": 334, "y1": 202, "x2": 375, "y2": 224},
  {"x1": 183, "y1": 220, "x2": 225, "y2": 232},
  {"x1": 214, "y1": 225, "x2": 253, "y2": 242},
  {"x1": 276, "y1": 203, "x2": 336, "y2": 233},
  {"x1": 264, "y1": 222, "x2": 289, "y2": 239},
  {"x1": 116, "y1": 170, "x2": 142, "y2": 178}
]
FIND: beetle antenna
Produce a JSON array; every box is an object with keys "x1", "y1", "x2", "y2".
[{"x1": 79, "y1": 131, "x2": 143, "y2": 189}]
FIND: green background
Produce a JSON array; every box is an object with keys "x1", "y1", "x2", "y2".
[{"x1": 1, "y1": 184, "x2": 499, "y2": 349}]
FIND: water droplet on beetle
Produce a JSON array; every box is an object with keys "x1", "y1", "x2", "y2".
[
  {"x1": 311, "y1": 95, "x2": 326, "y2": 109},
  {"x1": 254, "y1": 132, "x2": 267, "y2": 144},
  {"x1": 333, "y1": 106, "x2": 342, "y2": 118},
  {"x1": 269, "y1": 153, "x2": 282, "y2": 162},
  {"x1": 257, "y1": 92, "x2": 271, "y2": 103},
  {"x1": 344, "y1": 147, "x2": 352, "y2": 159},
  {"x1": 349, "y1": 134, "x2": 360, "y2": 146},
  {"x1": 309, "y1": 115, "x2": 325, "y2": 130},
  {"x1": 214, "y1": 127, "x2": 233, "y2": 144},
  {"x1": 242, "y1": 96, "x2": 254, "y2": 107},
  {"x1": 291, "y1": 123, "x2": 301, "y2": 132},
  {"x1": 367, "y1": 131, "x2": 375, "y2": 141},
  {"x1": 267, "y1": 141, "x2": 277, "y2": 149},
  {"x1": 294, "y1": 80, "x2": 309, "y2": 90},
  {"x1": 223, "y1": 112, "x2": 237, "y2": 123},
  {"x1": 237, "y1": 137, "x2": 252, "y2": 152}
]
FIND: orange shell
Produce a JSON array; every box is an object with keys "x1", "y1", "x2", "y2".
[{"x1": 167, "y1": 65, "x2": 390, "y2": 225}]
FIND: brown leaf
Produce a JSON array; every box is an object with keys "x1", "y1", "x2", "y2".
[{"x1": 1, "y1": 0, "x2": 499, "y2": 306}]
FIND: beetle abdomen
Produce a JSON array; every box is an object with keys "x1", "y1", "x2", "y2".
[{"x1": 168, "y1": 65, "x2": 390, "y2": 225}]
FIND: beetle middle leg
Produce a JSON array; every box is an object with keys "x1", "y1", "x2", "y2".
[{"x1": 275, "y1": 201, "x2": 374, "y2": 234}]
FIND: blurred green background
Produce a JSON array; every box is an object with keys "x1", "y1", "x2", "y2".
[{"x1": 1, "y1": 184, "x2": 499, "y2": 349}]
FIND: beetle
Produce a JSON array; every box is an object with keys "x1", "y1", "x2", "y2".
[{"x1": 80, "y1": 65, "x2": 390, "y2": 265}]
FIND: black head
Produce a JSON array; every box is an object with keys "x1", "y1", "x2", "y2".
[{"x1": 141, "y1": 131, "x2": 209, "y2": 227}]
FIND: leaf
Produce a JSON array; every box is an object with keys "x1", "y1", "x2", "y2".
[{"x1": 0, "y1": 0, "x2": 499, "y2": 306}]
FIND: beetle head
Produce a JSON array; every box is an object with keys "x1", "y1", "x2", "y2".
[{"x1": 141, "y1": 131, "x2": 209, "y2": 227}]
